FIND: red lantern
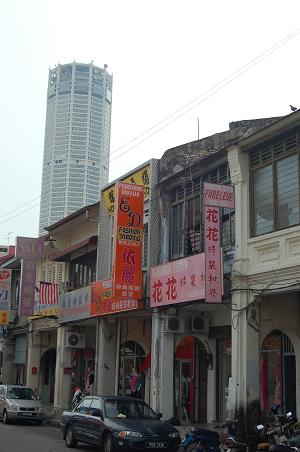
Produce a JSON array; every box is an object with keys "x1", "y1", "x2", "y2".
[{"x1": 32, "y1": 367, "x2": 38, "y2": 375}]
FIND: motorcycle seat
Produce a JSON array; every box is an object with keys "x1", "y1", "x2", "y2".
[
  {"x1": 269, "y1": 445, "x2": 292, "y2": 452},
  {"x1": 191, "y1": 427, "x2": 220, "y2": 440}
]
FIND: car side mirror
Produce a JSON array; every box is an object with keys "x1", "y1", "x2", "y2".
[
  {"x1": 157, "y1": 412, "x2": 163, "y2": 419},
  {"x1": 91, "y1": 409, "x2": 103, "y2": 419}
]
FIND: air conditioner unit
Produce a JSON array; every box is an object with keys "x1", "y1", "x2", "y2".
[
  {"x1": 60, "y1": 281, "x2": 74, "y2": 292},
  {"x1": 163, "y1": 316, "x2": 185, "y2": 334},
  {"x1": 191, "y1": 313, "x2": 209, "y2": 333},
  {"x1": 65, "y1": 332, "x2": 86, "y2": 349}
]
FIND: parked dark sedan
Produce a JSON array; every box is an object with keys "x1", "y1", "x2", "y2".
[{"x1": 60, "y1": 395, "x2": 181, "y2": 451}]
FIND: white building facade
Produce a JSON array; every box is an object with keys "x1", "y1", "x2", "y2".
[{"x1": 39, "y1": 62, "x2": 113, "y2": 235}]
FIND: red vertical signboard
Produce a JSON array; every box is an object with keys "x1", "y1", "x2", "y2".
[
  {"x1": 111, "y1": 182, "x2": 144, "y2": 299},
  {"x1": 203, "y1": 182, "x2": 234, "y2": 303},
  {"x1": 204, "y1": 205, "x2": 222, "y2": 303}
]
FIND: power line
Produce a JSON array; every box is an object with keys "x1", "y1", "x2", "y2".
[
  {"x1": 1, "y1": 27, "x2": 300, "y2": 225},
  {"x1": 0, "y1": 203, "x2": 40, "y2": 226},
  {"x1": 109, "y1": 27, "x2": 300, "y2": 162},
  {"x1": 0, "y1": 196, "x2": 41, "y2": 219}
]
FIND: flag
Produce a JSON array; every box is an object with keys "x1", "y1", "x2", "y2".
[{"x1": 39, "y1": 282, "x2": 58, "y2": 305}]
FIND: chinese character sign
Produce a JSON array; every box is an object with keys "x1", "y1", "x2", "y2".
[
  {"x1": 204, "y1": 205, "x2": 222, "y2": 303},
  {"x1": 103, "y1": 164, "x2": 150, "y2": 215},
  {"x1": 90, "y1": 281, "x2": 139, "y2": 317},
  {"x1": 112, "y1": 182, "x2": 144, "y2": 299},
  {"x1": 0, "y1": 269, "x2": 12, "y2": 326},
  {"x1": 150, "y1": 254, "x2": 205, "y2": 307},
  {"x1": 58, "y1": 286, "x2": 90, "y2": 323},
  {"x1": 203, "y1": 182, "x2": 234, "y2": 209},
  {"x1": 20, "y1": 259, "x2": 37, "y2": 316}
]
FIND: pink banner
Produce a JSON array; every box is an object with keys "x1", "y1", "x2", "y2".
[
  {"x1": 20, "y1": 259, "x2": 36, "y2": 316},
  {"x1": 150, "y1": 254, "x2": 205, "y2": 307},
  {"x1": 15, "y1": 236, "x2": 44, "y2": 260},
  {"x1": 203, "y1": 182, "x2": 234, "y2": 208},
  {"x1": 204, "y1": 205, "x2": 222, "y2": 303}
]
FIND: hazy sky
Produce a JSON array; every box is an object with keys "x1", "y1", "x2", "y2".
[{"x1": 1, "y1": 0, "x2": 300, "y2": 245}]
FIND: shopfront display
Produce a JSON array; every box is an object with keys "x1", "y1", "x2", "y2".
[
  {"x1": 118, "y1": 340, "x2": 146, "y2": 399},
  {"x1": 174, "y1": 336, "x2": 207, "y2": 424},
  {"x1": 260, "y1": 332, "x2": 296, "y2": 414},
  {"x1": 71, "y1": 349, "x2": 95, "y2": 394}
]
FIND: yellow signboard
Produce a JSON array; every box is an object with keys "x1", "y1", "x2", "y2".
[
  {"x1": 33, "y1": 306, "x2": 58, "y2": 317},
  {"x1": 103, "y1": 164, "x2": 150, "y2": 215},
  {"x1": 0, "y1": 311, "x2": 9, "y2": 326}
]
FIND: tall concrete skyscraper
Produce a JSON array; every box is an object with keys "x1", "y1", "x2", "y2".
[{"x1": 39, "y1": 62, "x2": 113, "y2": 235}]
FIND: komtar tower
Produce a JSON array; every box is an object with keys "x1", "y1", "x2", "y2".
[{"x1": 38, "y1": 62, "x2": 113, "y2": 235}]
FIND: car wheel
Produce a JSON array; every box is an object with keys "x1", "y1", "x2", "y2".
[
  {"x1": 3, "y1": 410, "x2": 9, "y2": 424},
  {"x1": 65, "y1": 426, "x2": 77, "y2": 448},
  {"x1": 103, "y1": 433, "x2": 115, "y2": 452}
]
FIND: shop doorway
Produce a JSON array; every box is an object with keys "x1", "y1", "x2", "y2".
[
  {"x1": 40, "y1": 349, "x2": 56, "y2": 404},
  {"x1": 260, "y1": 331, "x2": 296, "y2": 414},
  {"x1": 174, "y1": 336, "x2": 208, "y2": 424},
  {"x1": 119, "y1": 340, "x2": 145, "y2": 399}
]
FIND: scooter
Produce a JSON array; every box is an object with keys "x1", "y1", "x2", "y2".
[
  {"x1": 181, "y1": 425, "x2": 221, "y2": 452},
  {"x1": 71, "y1": 387, "x2": 86, "y2": 409}
]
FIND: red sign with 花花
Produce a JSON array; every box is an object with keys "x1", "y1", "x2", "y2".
[
  {"x1": 150, "y1": 254, "x2": 206, "y2": 307},
  {"x1": 111, "y1": 182, "x2": 144, "y2": 299}
]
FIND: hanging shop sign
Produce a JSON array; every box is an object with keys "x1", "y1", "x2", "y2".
[
  {"x1": 111, "y1": 182, "x2": 144, "y2": 299},
  {"x1": 0, "y1": 269, "x2": 11, "y2": 325},
  {"x1": 103, "y1": 164, "x2": 150, "y2": 215},
  {"x1": 90, "y1": 281, "x2": 140, "y2": 316},
  {"x1": 150, "y1": 253, "x2": 205, "y2": 307},
  {"x1": 15, "y1": 236, "x2": 44, "y2": 260},
  {"x1": 203, "y1": 182, "x2": 234, "y2": 304},
  {"x1": 20, "y1": 259, "x2": 37, "y2": 316},
  {"x1": 203, "y1": 182, "x2": 234, "y2": 209},
  {"x1": 204, "y1": 205, "x2": 222, "y2": 303},
  {"x1": 58, "y1": 286, "x2": 90, "y2": 323}
]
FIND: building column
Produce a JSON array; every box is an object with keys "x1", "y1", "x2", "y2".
[
  {"x1": 54, "y1": 325, "x2": 72, "y2": 412},
  {"x1": 151, "y1": 311, "x2": 174, "y2": 419},
  {"x1": 26, "y1": 330, "x2": 42, "y2": 394},
  {"x1": 1, "y1": 338, "x2": 14, "y2": 384},
  {"x1": 95, "y1": 318, "x2": 117, "y2": 394},
  {"x1": 228, "y1": 144, "x2": 260, "y2": 432}
]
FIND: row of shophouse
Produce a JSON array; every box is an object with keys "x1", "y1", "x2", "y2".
[{"x1": 1, "y1": 110, "x2": 300, "y2": 429}]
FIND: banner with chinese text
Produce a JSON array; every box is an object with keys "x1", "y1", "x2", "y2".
[
  {"x1": 90, "y1": 281, "x2": 140, "y2": 316},
  {"x1": 0, "y1": 269, "x2": 12, "y2": 325},
  {"x1": 20, "y1": 259, "x2": 37, "y2": 316},
  {"x1": 150, "y1": 254, "x2": 205, "y2": 307},
  {"x1": 204, "y1": 205, "x2": 222, "y2": 303},
  {"x1": 111, "y1": 182, "x2": 144, "y2": 299},
  {"x1": 58, "y1": 286, "x2": 90, "y2": 323},
  {"x1": 103, "y1": 164, "x2": 150, "y2": 215}
]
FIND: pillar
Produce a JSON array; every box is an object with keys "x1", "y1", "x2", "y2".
[
  {"x1": 151, "y1": 310, "x2": 174, "y2": 419},
  {"x1": 54, "y1": 325, "x2": 72, "y2": 412},
  {"x1": 95, "y1": 317, "x2": 117, "y2": 394},
  {"x1": 26, "y1": 330, "x2": 42, "y2": 394}
]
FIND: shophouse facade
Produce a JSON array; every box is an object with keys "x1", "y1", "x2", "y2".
[
  {"x1": 228, "y1": 111, "x2": 300, "y2": 430},
  {"x1": 93, "y1": 159, "x2": 159, "y2": 405},
  {"x1": 149, "y1": 117, "x2": 281, "y2": 425}
]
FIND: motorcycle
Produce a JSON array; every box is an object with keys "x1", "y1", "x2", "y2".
[
  {"x1": 181, "y1": 425, "x2": 221, "y2": 452},
  {"x1": 71, "y1": 387, "x2": 86, "y2": 409}
]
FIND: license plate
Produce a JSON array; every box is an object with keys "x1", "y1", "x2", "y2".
[
  {"x1": 25, "y1": 412, "x2": 33, "y2": 416},
  {"x1": 146, "y1": 442, "x2": 167, "y2": 448}
]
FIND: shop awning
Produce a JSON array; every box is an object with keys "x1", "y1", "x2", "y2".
[{"x1": 50, "y1": 236, "x2": 98, "y2": 262}]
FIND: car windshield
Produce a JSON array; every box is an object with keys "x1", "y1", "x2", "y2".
[
  {"x1": 104, "y1": 399, "x2": 158, "y2": 419},
  {"x1": 7, "y1": 387, "x2": 36, "y2": 400}
]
